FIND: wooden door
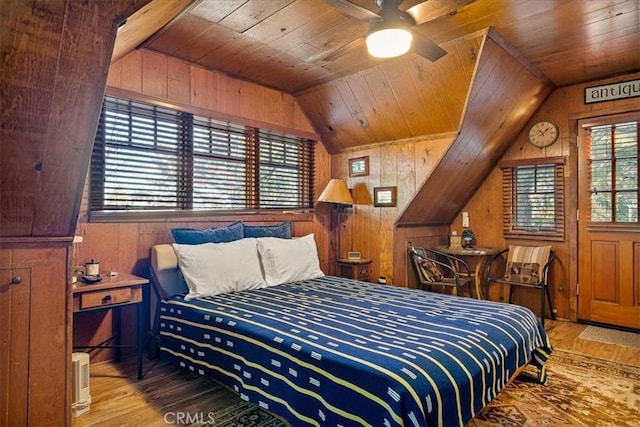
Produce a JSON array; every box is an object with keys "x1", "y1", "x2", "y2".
[
  {"x1": 0, "y1": 267, "x2": 31, "y2": 425},
  {"x1": 577, "y1": 113, "x2": 640, "y2": 330}
]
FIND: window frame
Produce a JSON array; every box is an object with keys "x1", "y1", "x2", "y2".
[
  {"x1": 580, "y1": 116, "x2": 639, "y2": 229},
  {"x1": 500, "y1": 156, "x2": 566, "y2": 241},
  {"x1": 89, "y1": 89, "x2": 318, "y2": 222}
]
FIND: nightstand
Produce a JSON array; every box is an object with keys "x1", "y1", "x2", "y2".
[
  {"x1": 72, "y1": 273, "x2": 149, "y2": 379},
  {"x1": 337, "y1": 259, "x2": 373, "y2": 282}
]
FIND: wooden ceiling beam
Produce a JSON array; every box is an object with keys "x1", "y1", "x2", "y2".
[
  {"x1": 396, "y1": 29, "x2": 554, "y2": 226},
  {"x1": 0, "y1": 0, "x2": 151, "y2": 238}
]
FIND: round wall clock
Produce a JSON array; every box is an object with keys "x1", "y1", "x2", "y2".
[{"x1": 528, "y1": 120, "x2": 559, "y2": 148}]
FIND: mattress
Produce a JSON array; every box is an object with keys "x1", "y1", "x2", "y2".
[{"x1": 159, "y1": 275, "x2": 552, "y2": 427}]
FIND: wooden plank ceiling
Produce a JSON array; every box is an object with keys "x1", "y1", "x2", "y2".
[
  {"x1": 397, "y1": 29, "x2": 554, "y2": 225},
  {"x1": 1, "y1": 0, "x2": 637, "y2": 239},
  {"x1": 120, "y1": 0, "x2": 640, "y2": 153},
  {"x1": 295, "y1": 33, "x2": 481, "y2": 152}
]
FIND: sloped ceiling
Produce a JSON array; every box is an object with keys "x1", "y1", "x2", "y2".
[
  {"x1": 296, "y1": 32, "x2": 483, "y2": 153},
  {"x1": 128, "y1": 0, "x2": 639, "y2": 153},
  {"x1": 0, "y1": 0, "x2": 151, "y2": 238},
  {"x1": 397, "y1": 29, "x2": 554, "y2": 226},
  {"x1": 111, "y1": 0, "x2": 194, "y2": 63}
]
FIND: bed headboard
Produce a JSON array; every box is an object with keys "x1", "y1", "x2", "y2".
[{"x1": 150, "y1": 244, "x2": 188, "y2": 300}]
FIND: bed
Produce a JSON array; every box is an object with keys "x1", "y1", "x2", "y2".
[{"x1": 150, "y1": 235, "x2": 552, "y2": 427}]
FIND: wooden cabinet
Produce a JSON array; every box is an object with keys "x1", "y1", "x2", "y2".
[
  {"x1": 0, "y1": 244, "x2": 71, "y2": 426},
  {"x1": 0, "y1": 267, "x2": 31, "y2": 425},
  {"x1": 337, "y1": 259, "x2": 373, "y2": 282}
]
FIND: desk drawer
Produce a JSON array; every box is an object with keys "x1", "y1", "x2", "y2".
[
  {"x1": 81, "y1": 288, "x2": 132, "y2": 309},
  {"x1": 337, "y1": 261, "x2": 372, "y2": 282},
  {"x1": 356, "y1": 266, "x2": 369, "y2": 281}
]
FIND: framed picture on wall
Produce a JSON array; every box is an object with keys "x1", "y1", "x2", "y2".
[
  {"x1": 349, "y1": 156, "x2": 369, "y2": 177},
  {"x1": 374, "y1": 186, "x2": 397, "y2": 207}
]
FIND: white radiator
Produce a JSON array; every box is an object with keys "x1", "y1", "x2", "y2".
[{"x1": 72, "y1": 352, "x2": 91, "y2": 417}]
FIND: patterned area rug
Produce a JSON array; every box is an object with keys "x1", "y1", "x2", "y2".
[
  {"x1": 205, "y1": 401, "x2": 286, "y2": 427},
  {"x1": 469, "y1": 349, "x2": 640, "y2": 426},
  {"x1": 191, "y1": 349, "x2": 640, "y2": 426}
]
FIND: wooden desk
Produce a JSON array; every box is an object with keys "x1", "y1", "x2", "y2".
[
  {"x1": 435, "y1": 246, "x2": 500, "y2": 299},
  {"x1": 72, "y1": 273, "x2": 149, "y2": 379}
]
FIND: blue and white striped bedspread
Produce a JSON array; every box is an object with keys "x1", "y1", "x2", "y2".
[{"x1": 159, "y1": 275, "x2": 552, "y2": 427}]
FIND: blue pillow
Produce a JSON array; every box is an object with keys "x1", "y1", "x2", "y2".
[
  {"x1": 171, "y1": 221, "x2": 244, "y2": 245},
  {"x1": 243, "y1": 220, "x2": 292, "y2": 239}
]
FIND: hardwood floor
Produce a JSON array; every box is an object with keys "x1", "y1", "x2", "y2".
[
  {"x1": 544, "y1": 320, "x2": 639, "y2": 366},
  {"x1": 71, "y1": 320, "x2": 640, "y2": 426}
]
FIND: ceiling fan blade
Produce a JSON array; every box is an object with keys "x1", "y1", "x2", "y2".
[
  {"x1": 323, "y1": 0, "x2": 381, "y2": 22},
  {"x1": 405, "y1": 0, "x2": 476, "y2": 26},
  {"x1": 411, "y1": 31, "x2": 447, "y2": 62},
  {"x1": 323, "y1": 0, "x2": 449, "y2": 63}
]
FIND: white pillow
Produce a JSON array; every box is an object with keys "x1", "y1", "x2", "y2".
[
  {"x1": 173, "y1": 238, "x2": 266, "y2": 299},
  {"x1": 257, "y1": 233, "x2": 325, "y2": 286}
]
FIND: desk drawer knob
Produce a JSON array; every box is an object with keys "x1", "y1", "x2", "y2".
[{"x1": 11, "y1": 276, "x2": 21, "y2": 285}]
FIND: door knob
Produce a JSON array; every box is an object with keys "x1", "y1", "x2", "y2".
[{"x1": 11, "y1": 276, "x2": 21, "y2": 285}]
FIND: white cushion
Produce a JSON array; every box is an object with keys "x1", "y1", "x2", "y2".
[
  {"x1": 257, "y1": 233, "x2": 325, "y2": 286},
  {"x1": 173, "y1": 238, "x2": 266, "y2": 299}
]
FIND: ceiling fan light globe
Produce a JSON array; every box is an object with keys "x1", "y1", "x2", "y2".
[{"x1": 366, "y1": 28, "x2": 412, "y2": 58}]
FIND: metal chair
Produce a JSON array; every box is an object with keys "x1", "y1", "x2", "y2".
[
  {"x1": 485, "y1": 246, "x2": 556, "y2": 325},
  {"x1": 408, "y1": 247, "x2": 473, "y2": 297}
]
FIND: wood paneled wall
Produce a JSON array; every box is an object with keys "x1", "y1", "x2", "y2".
[
  {"x1": 74, "y1": 34, "x2": 639, "y2": 364},
  {"x1": 75, "y1": 49, "x2": 331, "y2": 361},
  {"x1": 0, "y1": 0, "x2": 148, "y2": 238},
  {"x1": 106, "y1": 50, "x2": 314, "y2": 132},
  {"x1": 330, "y1": 133, "x2": 456, "y2": 284},
  {"x1": 457, "y1": 71, "x2": 640, "y2": 322},
  {"x1": 397, "y1": 29, "x2": 554, "y2": 226},
  {"x1": 330, "y1": 29, "x2": 554, "y2": 287},
  {"x1": 339, "y1": 72, "x2": 638, "y2": 320}
]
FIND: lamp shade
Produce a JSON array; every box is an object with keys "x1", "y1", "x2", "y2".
[
  {"x1": 365, "y1": 7, "x2": 414, "y2": 59},
  {"x1": 366, "y1": 25, "x2": 412, "y2": 58},
  {"x1": 317, "y1": 179, "x2": 354, "y2": 205}
]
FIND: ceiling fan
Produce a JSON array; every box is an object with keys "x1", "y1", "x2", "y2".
[{"x1": 325, "y1": 0, "x2": 472, "y2": 61}]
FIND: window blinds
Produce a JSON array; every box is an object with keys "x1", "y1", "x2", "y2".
[{"x1": 91, "y1": 95, "x2": 315, "y2": 215}]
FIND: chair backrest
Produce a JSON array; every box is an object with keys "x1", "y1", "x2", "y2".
[
  {"x1": 409, "y1": 247, "x2": 445, "y2": 285},
  {"x1": 504, "y1": 245, "x2": 554, "y2": 284}
]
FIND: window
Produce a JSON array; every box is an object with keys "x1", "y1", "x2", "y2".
[
  {"x1": 500, "y1": 157, "x2": 565, "y2": 240},
  {"x1": 90, "y1": 95, "x2": 315, "y2": 219},
  {"x1": 584, "y1": 120, "x2": 638, "y2": 223}
]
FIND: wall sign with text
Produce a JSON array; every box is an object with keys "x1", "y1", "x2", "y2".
[{"x1": 584, "y1": 79, "x2": 639, "y2": 104}]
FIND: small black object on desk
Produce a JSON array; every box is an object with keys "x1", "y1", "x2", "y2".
[{"x1": 81, "y1": 274, "x2": 102, "y2": 284}]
